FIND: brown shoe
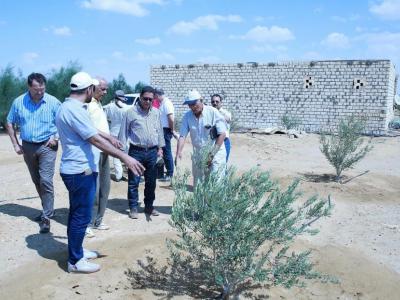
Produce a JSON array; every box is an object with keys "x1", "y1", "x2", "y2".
[{"x1": 129, "y1": 208, "x2": 139, "y2": 219}]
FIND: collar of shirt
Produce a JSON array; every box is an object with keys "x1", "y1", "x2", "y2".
[
  {"x1": 136, "y1": 102, "x2": 152, "y2": 116},
  {"x1": 27, "y1": 92, "x2": 46, "y2": 105}
]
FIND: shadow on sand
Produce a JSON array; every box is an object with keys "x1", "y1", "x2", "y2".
[
  {"x1": 126, "y1": 255, "x2": 268, "y2": 299},
  {"x1": 300, "y1": 170, "x2": 369, "y2": 184},
  {"x1": 107, "y1": 198, "x2": 172, "y2": 217},
  {"x1": 0, "y1": 203, "x2": 69, "y2": 226},
  {"x1": 25, "y1": 233, "x2": 68, "y2": 271}
]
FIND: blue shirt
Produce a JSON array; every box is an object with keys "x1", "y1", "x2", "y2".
[
  {"x1": 7, "y1": 92, "x2": 61, "y2": 142},
  {"x1": 56, "y1": 98, "x2": 99, "y2": 174},
  {"x1": 180, "y1": 105, "x2": 227, "y2": 148}
]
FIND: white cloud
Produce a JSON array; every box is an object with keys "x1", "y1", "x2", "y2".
[
  {"x1": 331, "y1": 14, "x2": 360, "y2": 23},
  {"x1": 23, "y1": 52, "x2": 39, "y2": 64},
  {"x1": 370, "y1": 0, "x2": 400, "y2": 20},
  {"x1": 82, "y1": 0, "x2": 164, "y2": 17},
  {"x1": 135, "y1": 37, "x2": 161, "y2": 45},
  {"x1": 53, "y1": 26, "x2": 72, "y2": 36},
  {"x1": 358, "y1": 31, "x2": 400, "y2": 56},
  {"x1": 321, "y1": 32, "x2": 350, "y2": 49},
  {"x1": 135, "y1": 51, "x2": 174, "y2": 61},
  {"x1": 168, "y1": 14, "x2": 242, "y2": 35},
  {"x1": 231, "y1": 26, "x2": 294, "y2": 43}
]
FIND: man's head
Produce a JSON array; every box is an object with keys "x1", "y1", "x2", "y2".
[
  {"x1": 27, "y1": 73, "x2": 46, "y2": 102},
  {"x1": 69, "y1": 71, "x2": 99, "y2": 103},
  {"x1": 139, "y1": 86, "x2": 155, "y2": 111},
  {"x1": 114, "y1": 90, "x2": 127, "y2": 102},
  {"x1": 211, "y1": 94, "x2": 222, "y2": 110},
  {"x1": 183, "y1": 89, "x2": 203, "y2": 116},
  {"x1": 93, "y1": 77, "x2": 108, "y2": 102},
  {"x1": 154, "y1": 88, "x2": 164, "y2": 101}
]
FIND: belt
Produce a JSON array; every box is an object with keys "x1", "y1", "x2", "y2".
[
  {"x1": 130, "y1": 144, "x2": 158, "y2": 151},
  {"x1": 22, "y1": 140, "x2": 47, "y2": 145}
]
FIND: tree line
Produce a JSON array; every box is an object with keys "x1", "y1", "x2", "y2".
[{"x1": 0, "y1": 61, "x2": 146, "y2": 129}]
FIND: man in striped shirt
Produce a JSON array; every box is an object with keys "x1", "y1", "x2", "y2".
[
  {"x1": 119, "y1": 86, "x2": 165, "y2": 219},
  {"x1": 6, "y1": 73, "x2": 61, "y2": 234}
]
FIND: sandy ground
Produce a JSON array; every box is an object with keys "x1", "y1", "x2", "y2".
[{"x1": 0, "y1": 132, "x2": 399, "y2": 300}]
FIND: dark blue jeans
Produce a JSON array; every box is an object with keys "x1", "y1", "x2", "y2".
[
  {"x1": 61, "y1": 171, "x2": 98, "y2": 265},
  {"x1": 162, "y1": 128, "x2": 174, "y2": 177},
  {"x1": 224, "y1": 138, "x2": 231, "y2": 162},
  {"x1": 127, "y1": 145, "x2": 157, "y2": 212}
]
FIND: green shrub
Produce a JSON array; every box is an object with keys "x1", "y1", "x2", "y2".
[
  {"x1": 281, "y1": 113, "x2": 301, "y2": 130},
  {"x1": 320, "y1": 115, "x2": 372, "y2": 182},
  {"x1": 166, "y1": 165, "x2": 333, "y2": 299}
]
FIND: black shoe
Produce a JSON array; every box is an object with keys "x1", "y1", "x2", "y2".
[{"x1": 39, "y1": 218, "x2": 50, "y2": 234}]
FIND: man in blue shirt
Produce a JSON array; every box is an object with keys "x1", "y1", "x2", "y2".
[
  {"x1": 6, "y1": 73, "x2": 61, "y2": 234},
  {"x1": 57, "y1": 71, "x2": 144, "y2": 274}
]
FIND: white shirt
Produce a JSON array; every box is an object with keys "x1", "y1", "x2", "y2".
[
  {"x1": 159, "y1": 97, "x2": 174, "y2": 128},
  {"x1": 180, "y1": 105, "x2": 227, "y2": 149},
  {"x1": 219, "y1": 107, "x2": 232, "y2": 138}
]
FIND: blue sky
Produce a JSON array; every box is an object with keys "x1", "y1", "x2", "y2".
[{"x1": 1, "y1": 0, "x2": 399, "y2": 86}]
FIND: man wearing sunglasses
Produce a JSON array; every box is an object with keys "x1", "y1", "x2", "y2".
[{"x1": 119, "y1": 86, "x2": 164, "y2": 219}]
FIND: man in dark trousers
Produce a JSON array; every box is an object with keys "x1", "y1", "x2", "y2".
[{"x1": 119, "y1": 86, "x2": 164, "y2": 219}]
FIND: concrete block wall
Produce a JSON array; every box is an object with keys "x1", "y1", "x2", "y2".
[{"x1": 151, "y1": 60, "x2": 396, "y2": 135}]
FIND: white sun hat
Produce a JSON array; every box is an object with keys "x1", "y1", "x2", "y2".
[
  {"x1": 70, "y1": 72, "x2": 99, "y2": 91},
  {"x1": 183, "y1": 89, "x2": 202, "y2": 105}
]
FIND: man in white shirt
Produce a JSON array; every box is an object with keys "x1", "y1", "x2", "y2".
[
  {"x1": 155, "y1": 88, "x2": 178, "y2": 182},
  {"x1": 103, "y1": 90, "x2": 130, "y2": 182},
  {"x1": 211, "y1": 94, "x2": 232, "y2": 162},
  {"x1": 87, "y1": 77, "x2": 114, "y2": 235},
  {"x1": 176, "y1": 90, "x2": 227, "y2": 187}
]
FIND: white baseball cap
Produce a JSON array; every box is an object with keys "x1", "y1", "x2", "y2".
[
  {"x1": 183, "y1": 89, "x2": 202, "y2": 105},
  {"x1": 70, "y1": 72, "x2": 99, "y2": 91}
]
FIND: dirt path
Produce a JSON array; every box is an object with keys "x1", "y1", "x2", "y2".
[{"x1": 0, "y1": 133, "x2": 399, "y2": 299}]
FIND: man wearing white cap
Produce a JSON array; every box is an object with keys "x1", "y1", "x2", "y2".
[
  {"x1": 175, "y1": 89, "x2": 227, "y2": 187},
  {"x1": 56, "y1": 72, "x2": 144, "y2": 274}
]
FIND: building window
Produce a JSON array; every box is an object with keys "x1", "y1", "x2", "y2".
[
  {"x1": 304, "y1": 76, "x2": 313, "y2": 89},
  {"x1": 353, "y1": 78, "x2": 366, "y2": 89}
]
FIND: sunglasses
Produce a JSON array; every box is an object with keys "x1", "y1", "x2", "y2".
[
  {"x1": 211, "y1": 100, "x2": 220, "y2": 104},
  {"x1": 141, "y1": 97, "x2": 153, "y2": 102}
]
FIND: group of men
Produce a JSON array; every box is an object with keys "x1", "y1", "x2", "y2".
[{"x1": 6, "y1": 71, "x2": 231, "y2": 274}]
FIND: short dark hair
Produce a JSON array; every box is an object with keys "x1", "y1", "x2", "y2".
[
  {"x1": 27, "y1": 73, "x2": 46, "y2": 86},
  {"x1": 211, "y1": 94, "x2": 222, "y2": 101},
  {"x1": 140, "y1": 85, "x2": 155, "y2": 96}
]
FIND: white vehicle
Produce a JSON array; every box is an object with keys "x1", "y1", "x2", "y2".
[{"x1": 124, "y1": 93, "x2": 140, "y2": 106}]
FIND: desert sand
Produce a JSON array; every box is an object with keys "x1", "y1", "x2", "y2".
[{"x1": 0, "y1": 132, "x2": 399, "y2": 300}]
